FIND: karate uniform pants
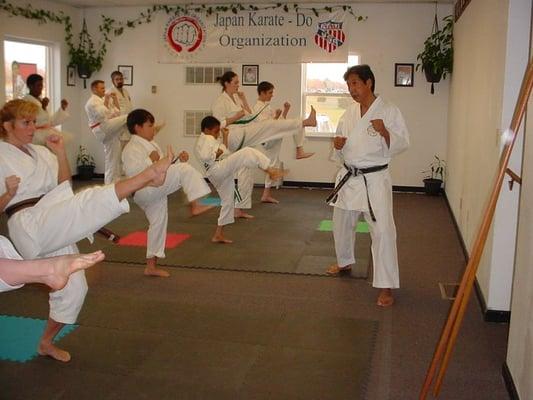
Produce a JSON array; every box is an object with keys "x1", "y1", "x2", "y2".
[
  {"x1": 93, "y1": 115, "x2": 127, "y2": 184},
  {"x1": 133, "y1": 163, "x2": 211, "y2": 259},
  {"x1": 207, "y1": 148, "x2": 271, "y2": 226},
  {"x1": 234, "y1": 124, "x2": 305, "y2": 209},
  {"x1": 7, "y1": 182, "x2": 130, "y2": 324},
  {"x1": 332, "y1": 181, "x2": 400, "y2": 289},
  {"x1": 0, "y1": 235, "x2": 24, "y2": 293}
]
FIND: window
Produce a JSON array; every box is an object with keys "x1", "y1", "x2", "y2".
[
  {"x1": 4, "y1": 39, "x2": 51, "y2": 101},
  {"x1": 302, "y1": 54, "x2": 359, "y2": 137},
  {"x1": 185, "y1": 66, "x2": 232, "y2": 84},
  {"x1": 183, "y1": 110, "x2": 211, "y2": 136}
]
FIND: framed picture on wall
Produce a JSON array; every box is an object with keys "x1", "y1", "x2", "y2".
[
  {"x1": 67, "y1": 65, "x2": 76, "y2": 86},
  {"x1": 394, "y1": 63, "x2": 414, "y2": 87},
  {"x1": 242, "y1": 65, "x2": 259, "y2": 86},
  {"x1": 118, "y1": 65, "x2": 133, "y2": 86}
]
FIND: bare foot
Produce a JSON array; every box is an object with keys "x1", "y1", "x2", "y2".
[
  {"x1": 302, "y1": 106, "x2": 317, "y2": 127},
  {"x1": 38, "y1": 342, "x2": 71, "y2": 362},
  {"x1": 144, "y1": 267, "x2": 170, "y2": 278},
  {"x1": 377, "y1": 289, "x2": 394, "y2": 307},
  {"x1": 296, "y1": 147, "x2": 315, "y2": 159},
  {"x1": 234, "y1": 209, "x2": 255, "y2": 219},
  {"x1": 43, "y1": 251, "x2": 105, "y2": 291},
  {"x1": 190, "y1": 203, "x2": 215, "y2": 217},
  {"x1": 261, "y1": 196, "x2": 279, "y2": 204},
  {"x1": 265, "y1": 167, "x2": 288, "y2": 182},
  {"x1": 211, "y1": 235, "x2": 233, "y2": 244},
  {"x1": 146, "y1": 147, "x2": 174, "y2": 187},
  {"x1": 325, "y1": 264, "x2": 352, "y2": 276}
]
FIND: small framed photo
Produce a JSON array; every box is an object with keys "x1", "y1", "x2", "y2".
[
  {"x1": 242, "y1": 64, "x2": 259, "y2": 86},
  {"x1": 67, "y1": 65, "x2": 76, "y2": 86},
  {"x1": 118, "y1": 65, "x2": 133, "y2": 86},
  {"x1": 394, "y1": 63, "x2": 414, "y2": 87}
]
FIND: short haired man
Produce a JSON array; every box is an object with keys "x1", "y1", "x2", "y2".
[
  {"x1": 85, "y1": 80, "x2": 126, "y2": 184},
  {"x1": 326, "y1": 65, "x2": 410, "y2": 307}
]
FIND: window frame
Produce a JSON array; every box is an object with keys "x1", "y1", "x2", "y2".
[{"x1": 301, "y1": 55, "x2": 359, "y2": 138}]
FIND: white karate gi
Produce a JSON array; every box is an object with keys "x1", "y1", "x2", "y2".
[
  {"x1": 23, "y1": 94, "x2": 71, "y2": 145},
  {"x1": 331, "y1": 96, "x2": 409, "y2": 289},
  {"x1": 85, "y1": 94, "x2": 127, "y2": 184},
  {"x1": 212, "y1": 92, "x2": 301, "y2": 208},
  {"x1": 195, "y1": 133, "x2": 271, "y2": 226},
  {"x1": 0, "y1": 142, "x2": 130, "y2": 323},
  {"x1": 107, "y1": 87, "x2": 133, "y2": 141},
  {"x1": 122, "y1": 135, "x2": 210, "y2": 259},
  {"x1": 0, "y1": 235, "x2": 24, "y2": 293}
]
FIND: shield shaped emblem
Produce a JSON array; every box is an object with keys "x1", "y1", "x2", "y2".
[{"x1": 314, "y1": 20, "x2": 345, "y2": 53}]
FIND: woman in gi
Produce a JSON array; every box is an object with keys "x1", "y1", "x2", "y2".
[
  {"x1": 0, "y1": 99, "x2": 173, "y2": 362},
  {"x1": 212, "y1": 71, "x2": 316, "y2": 218}
]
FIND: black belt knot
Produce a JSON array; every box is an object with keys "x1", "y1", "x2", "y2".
[{"x1": 326, "y1": 163, "x2": 388, "y2": 222}]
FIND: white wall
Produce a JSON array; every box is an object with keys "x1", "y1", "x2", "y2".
[
  {"x1": 79, "y1": 2, "x2": 451, "y2": 184},
  {"x1": 507, "y1": 61, "x2": 533, "y2": 400},
  {"x1": 0, "y1": 1, "x2": 82, "y2": 169},
  {"x1": 447, "y1": 0, "x2": 530, "y2": 312}
]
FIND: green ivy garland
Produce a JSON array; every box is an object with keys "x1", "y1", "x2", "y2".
[{"x1": 0, "y1": 0, "x2": 367, "y2": 73}]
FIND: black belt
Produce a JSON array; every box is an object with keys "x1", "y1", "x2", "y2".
[
  {"x1": 4, "y1": 196, "x2": 121, "y2": 244},
  {"x1": 4, "y1": 196, "x2": 44, "y2": 218},
  {"x1": 326, "y1": 163, "x2": 388, "y2": 222}
]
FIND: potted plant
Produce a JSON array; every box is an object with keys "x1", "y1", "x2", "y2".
[
  {"x1": 67, "y1": 19, "x2": 104, "y2": 83},
  {"x1": 422, "y1": 155, "x2": 446, "y2": 196},
  {"x1": 76, "y1": 145, "x2": 96, "y2": 180},
  {"x1": 416, "y1": 15, "x2": 454, "y2": 94}
]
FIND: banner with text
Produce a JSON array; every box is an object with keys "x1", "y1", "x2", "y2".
[{"x1": 158, "y1": 9, "x2": 350, "y2": 63}]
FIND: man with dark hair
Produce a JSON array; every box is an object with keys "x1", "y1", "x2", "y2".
[
  {"x1": 23, "y1": 73, "x2": 71, "y2": 145},
  {"x1": 196, "y1": 116, "x2": 285, "y2": 244},
  {"x1": 108, "y1": 71, "x2": 133, "y2": 147},
  {"x1": 123, "y1": 109, "x2": 212, "y2": 277},
  {"x1": 326, "y1": 64, "x2": 410, "y2": 307},
  {"x1": 85, "y1": 80, "x2": 125, "y2": 184}
]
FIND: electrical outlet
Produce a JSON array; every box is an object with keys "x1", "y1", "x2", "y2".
[{"x1": 151, "y1": 85, "x2": 157, "y2": 94}]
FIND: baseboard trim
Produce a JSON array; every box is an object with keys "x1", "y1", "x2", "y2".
[
  {"x1": 502, "y1": 362, "x2": 520, "y2": 400},
  {"x1": 72, "y1": 173, "x2": 104, "y2": 181},
  {"x1": 442, "y1": 192, "x2": 510, "y2": 323},
  {"x1": 277, "y1": 181, "x2": 426, "y2": 192}
]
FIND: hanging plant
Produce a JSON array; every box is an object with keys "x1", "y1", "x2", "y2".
[
  {"x1": 67, "y1": 19, "x2": 105, "y2": 84},
  {"x1": 416, "y1": 15, "x2": 454, "y2": 94}
]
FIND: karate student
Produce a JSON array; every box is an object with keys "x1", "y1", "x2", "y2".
[
  {"x1": 122, "y1": 109, "x2": 213, "y2": 277},
  {"x1": 195, "y1": 116, "x2": 285, "y2": 244},
  {"x1": 23, "y1": 74, "x2": 72, "y2": 145},
  {"x1": 108, "y1": 70, "x2": 133, "y2": 148},
  {"x1": 251, "y1": 81, "x2": 314, "y2": 204},
  {"x1": 0, "y1": 99, "x2": 174, "y2": 362},
  {"x1": 85, "y1": 79, "x2": 126, "y2": 184},
  {"x1": 326, "y1": 65, "x2": 409, "y2": 307},
  {"x1": 0, "y1": 235, "x2": 104, "y2": 293},
  {"x1": 212, "y1": 71, "x2": 316, "y2": 218}
]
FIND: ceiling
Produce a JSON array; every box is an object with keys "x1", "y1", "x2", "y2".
[{"x1": 51, "y1": 0, "x2": 454, "y2": 9}]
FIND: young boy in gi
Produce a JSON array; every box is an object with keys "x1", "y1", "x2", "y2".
[
  {"x1": 196, "y1": 116, "x2": 285, "y2": 244},
  {"x1": 123, "y1": 109, "x2": 213, "y2": 277}
]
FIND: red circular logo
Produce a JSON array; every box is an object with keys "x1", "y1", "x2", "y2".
[{"x1": 165, "y1": 16, "x2": 205, "y2": 54}]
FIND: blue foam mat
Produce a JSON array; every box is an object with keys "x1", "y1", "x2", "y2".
[
  {"x1": 0, "y1": 315, "x2": 78, "y2": 362},
  {"x1": 199, "y1": 196, "x2": 221, "y2": 206}
]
